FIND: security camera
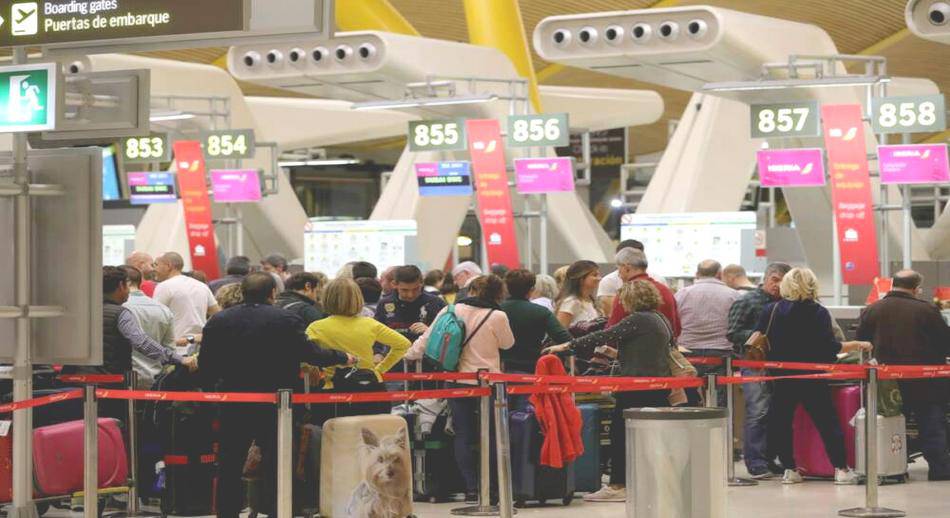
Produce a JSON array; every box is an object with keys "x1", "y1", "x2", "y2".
[
  {"x1": 605, "y1": 25, "x2": 625, "y2": 45},
  {"x1": 578, "y1": 27, "x2": 598, "y2": 45},
  {"x1": 659, "y1": 21, "x2": 679, "y2": 40},
  {"x1": 242, "y1": 51, "x2": 261, "y2": 67},
  {"x1": 687, "y1": 19, "x2": 708, "y2": 38},
  {"x1": 66, "y1": 61, "x2": 84, "y2": 74},
  {"x1": 311, "y1": 47, "x2": 328, "y2": 63},
  {"x1": 265, "y1": 50, "x2": 283, "y2": 65},
  {"x1": 930, "y1": 2, "x2": 950, "y2": 24},
  {"x1": 335, "y1": 44, "x2": 353, "y2": 62},
  {"x1": 358, "y1": 43, "x2": 377, "y2": 60},
  {"x1": 288, "y1": 48, "x2": 305, "y2": 64},
  {"x1": 553, "y1": 29, "x2": 572, "y2": 47},
  {"x1": 631, "y1": 23, "x2": 652, "y2": 42}
]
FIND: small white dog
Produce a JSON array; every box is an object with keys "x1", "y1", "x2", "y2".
[{"x1": 346, "y1": 428, "x2": 412, "y2": 518}]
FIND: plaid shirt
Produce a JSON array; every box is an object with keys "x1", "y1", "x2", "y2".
[{"x1": 726, "y1": 287, "x2": 773, "y2": 353}]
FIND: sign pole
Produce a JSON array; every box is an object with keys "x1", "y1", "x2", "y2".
[
  {"x1": 10, "y1": 46, "x2": 38, "y2": 518},
  {"x1": 901, "y1": 133, "x2": 912, "y2": 270},
  {"x1": 540, "y1": 194, "x2": 548, "y2": 275}
]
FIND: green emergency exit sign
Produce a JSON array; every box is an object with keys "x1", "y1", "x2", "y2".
[{"x1": 0, "y1": 63, "x2": 56, "y2": 132}]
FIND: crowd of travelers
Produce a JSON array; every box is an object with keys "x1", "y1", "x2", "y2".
[{"x1": 94, "y1": 242, "x2": 950, "y2": 515}]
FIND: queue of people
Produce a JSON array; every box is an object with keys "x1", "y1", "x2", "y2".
[{"x1": 93, "y1": 245, "x2": 950, "y2": 515}]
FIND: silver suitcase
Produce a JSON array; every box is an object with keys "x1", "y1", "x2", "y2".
[{"x1": 854, "y1": 410, "x2": 908, "y2": 481}]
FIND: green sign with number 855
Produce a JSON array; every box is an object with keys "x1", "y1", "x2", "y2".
[{"x1": 408, "y1": 119, "x2": 467, "y2": 152}]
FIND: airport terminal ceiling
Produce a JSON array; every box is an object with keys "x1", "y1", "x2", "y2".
[{"x1": 137, "y1": 0, "x2": 950, "y2": 155}]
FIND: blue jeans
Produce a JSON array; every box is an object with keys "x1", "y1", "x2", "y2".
[
  {"x1": 447, "y1": 387, "x2": 496, "y2": 493},
  {"x1": 741, "y1": 368, "x2": 772, "y2": 473},
  {"x1": 904, "y1": 400, "x2": 950, "y2": 479}
]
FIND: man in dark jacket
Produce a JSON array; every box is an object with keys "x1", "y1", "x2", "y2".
[
  {"x1": 857, "y1": 270, "x2": 950, "y2": 480},
  {"x1": 275, "y1": 272, "x2": 326, "y2": 328},
  {"x1": 200, "y1": 273, "x2": 354, "y2": 518},
  {"x1": 208, "y1": 255, "x2": 251, "y2": 295},
  {"x1": 500, "y1": 269, "x2": 572, "y2": 373},
  {"x1": 375, "y1": 265, "x2": 446, "y2": 343}
]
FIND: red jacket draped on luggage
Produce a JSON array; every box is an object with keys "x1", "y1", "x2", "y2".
[{"x1": 528, "y1": 355, "x2": 584, "y2": 468}]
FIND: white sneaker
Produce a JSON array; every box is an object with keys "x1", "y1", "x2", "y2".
[
  {"x1": 782, "y1": 469, "x2": 804, "y2": 484},
  {"x1": 583, "y1": 485, "x2": 627, "y2": 502},
  {"x1": 834, "y1": 468, "x2": 859, "y2": 485}
]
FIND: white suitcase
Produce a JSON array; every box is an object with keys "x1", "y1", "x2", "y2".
[
  {"x1": 854, "y1": 410, "x2": 908, "y2": 480},
  {"x1": 320, "y1": 414, "x2": 413, "y2": 517}
]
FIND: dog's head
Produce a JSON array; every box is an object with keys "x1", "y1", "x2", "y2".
[{"x1": 359, "y1": 428, "x2": 410, "y2": 498}]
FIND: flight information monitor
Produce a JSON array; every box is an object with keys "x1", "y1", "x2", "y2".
[
  {"x1": 304, "y1": 219, "x2": 417, "y2": 276},
  {"x1": 620, "y1": 212, "x2": 759, "y2": 278},
  {"x1": 127, "y1": 171, "x2": 177, "y2": 204},
  {"x1": 101, "y1": 146, "x2": 121, "y2": 201}
]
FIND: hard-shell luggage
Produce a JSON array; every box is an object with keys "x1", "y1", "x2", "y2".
[
  {"x1": 320, "y1": 414, "x2": 413, "y2": 518},
  {"x1": 32, "y1": 418, "x2": 128, "y2": 496},
  {"x1": 509, "y1": 407, "x2": 575, "y2": 507},
  {"x1": 397, "y1": 404, "x2": 464, "y2": 503},
  {"x1": 0, "y1": 421, "x2": 38, "y2": 502},
  {"x1": 573, "y1": 403, "x2": 601, "y2": 493},
  {"x1": 854, "y1": 410, "x2": 908, "y2": 482},
  {"x1": 792, "y1": 384, "x2": 860, "y2": 477}
]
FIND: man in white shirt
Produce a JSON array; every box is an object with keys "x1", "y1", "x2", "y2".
[
  {"x1": 121, "y1": 265, "x2": 176, "y2": 388},
  {"x1": 153, "y1": 252, "x2": 221, "y2": 340},
  {"x1": 597, "y1": 239, "x2": 644, "y2": 315}
]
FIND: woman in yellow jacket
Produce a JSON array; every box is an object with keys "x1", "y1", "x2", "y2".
[{"x1": 306, "y1": 277, "x2": 410, "y2": 417}]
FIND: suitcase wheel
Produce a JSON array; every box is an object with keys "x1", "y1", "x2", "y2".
[
  {"x1": 35, "y1": 502, "x2": 49, "y2": 516},
  {"x1": 515, "y1": 499, "x2": 527, "y2": 508},
  {"x1": 538, "y1": 498, "x2": 547, "y2": 505}
]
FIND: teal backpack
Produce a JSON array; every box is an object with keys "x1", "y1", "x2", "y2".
[{"x1": 424, "y1": 305, "x2": 494, "y2": 371}]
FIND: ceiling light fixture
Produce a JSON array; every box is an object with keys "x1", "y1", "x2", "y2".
[
  {"x1": 278, "y1": 158, "x2": 362, "y2": 167},
  {"x1": 703, "y1": 75, "x2": 890, "y2": 92},
  {"x1": 149, "y1": 111, "x2": 196, "y2": 122},
  {"x1": 351, "y1": 93, "x2": 499, "y2": 111}
]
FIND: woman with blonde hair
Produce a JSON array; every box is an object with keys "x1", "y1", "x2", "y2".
[
  {"x1": 755, "y1": 267, "x2": 871, "y2": 485},
  {"x1": 305, "y1": 278, "x2": 410, "y2": 416},
  {"x1": 543, "y1": 279, "x2": 673, "y2": 502},
  {"x1": 214, "y1": 282, "x2": 244, "y2": 309},
  {"x1": 554, "y1": 260, "x2": 602, "y2": 328}
]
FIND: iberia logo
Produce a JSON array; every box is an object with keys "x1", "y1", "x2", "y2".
[
  {"x1": 178, "y1": 160, "x2": 201, "y2": 173},
  {"x1": 472, "y1": 140, "x2": 498, "y2": 153},
  {"x1": 828, "y1": 127, "x2": 858, "y2": 141}
]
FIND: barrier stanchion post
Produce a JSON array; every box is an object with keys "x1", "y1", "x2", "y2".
[
  {"x1": 83, "y1": 385, "x2": 99, "y2": 518},
  {"x1": 705, "y1": 374, "x2": 718, "y2": 408},
  {"x1": 725, "y1": 357, "x2": 757, "y2": 487},
  {"x1": 108, "y1": 371, "x2": 159, "y2": 518},
  {"x1": 276, "y1": 390, "x2": 293, "y2": 518},
  {"x1": 839, "y1": 368, "x2": 905, "y2": 518},
  {"x1": 452, "y1": 371, "x2": 499, "y2": 516},
  {"x1": 492, "y1": 382, "x2": 515, "y2": 518}
]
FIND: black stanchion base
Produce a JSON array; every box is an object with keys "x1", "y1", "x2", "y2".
[
  {"x1": 838, "y1": 507, "x2": 906, "y2": 517},
  {"x1": 728, "y1": 477, "x2": 759, "y2": 487},
  {"x1": 451, "y1": 505, "x2": 501, "y2": 516},
  {"x1": 5, "y1": 505, "x2": 39, "y2": 518},
  {"x1": 104, "y1": 511, "x2": 162, "y2": 517}
]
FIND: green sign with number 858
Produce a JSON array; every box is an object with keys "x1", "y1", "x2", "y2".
[{"x1": 871, "y1": 95, "x2": 946, "y2": 134}]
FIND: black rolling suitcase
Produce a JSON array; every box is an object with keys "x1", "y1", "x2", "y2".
[
  {"x1": 509, "y1": 406, "x2": 575, "y2": 508},
  {"x1": 399, "y1": 407, "x2": 465, "y2": 503}
]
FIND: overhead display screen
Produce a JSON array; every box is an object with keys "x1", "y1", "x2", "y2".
[
  {"x1": 102, "y1": 224, "x2": 135, "y2": 266},
  {"x1": 621, "y1": 212, "x2": 759, "y2": 278},
  {"x1": 101, "y1": 145, "x2": 121, "y2": 201},
  {"x1": 304, "y1": 219, "x2": 417, "y2": 276},
  {"x1": 127, "y1": 171, "x2": 176, "y2": 204}
]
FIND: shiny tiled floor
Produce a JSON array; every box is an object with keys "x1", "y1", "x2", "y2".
[{"x1": 33, "y1": 461, "x2": 948, "y2": 517}]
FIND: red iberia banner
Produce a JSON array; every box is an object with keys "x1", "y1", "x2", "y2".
[
  {"x1": 466, "y1": 119, "x2": 521, "y2": 269},
  {"x1": 173, "y1": 141, "x2": 221, "y2": 280},
  {"x1": 820, "y1": 104, "x2": 879, "y2": 285}
]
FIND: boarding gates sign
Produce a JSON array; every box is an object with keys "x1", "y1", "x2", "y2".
[
  {"x1": 0, "y1": 0, "x2": 246, "y2": 47},
  {"x1": 0, "y1": 63, "x2": 56, "y2": 132}
]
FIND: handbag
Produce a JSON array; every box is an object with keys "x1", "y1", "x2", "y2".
[
  {"x1": 656, "y1": 312, "x2": 696, "y2": 406},
  {"x1": 744, "y1": 303, "x2": 779, "y2": 362}
]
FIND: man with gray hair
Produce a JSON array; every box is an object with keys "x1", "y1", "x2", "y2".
[
  {"x1": 607, "y1": 248, "x2": 680, "y2": 336},
  {"x1": 153, "y1": 251, "x2": 221, "y2": 340},
  {"x1": 676, "y1": 260, "x2": 739, "y2": 406},
  {"x1": 209, "y1": 255, "x2": 252, "y2": 295},
  {"x1": 726, "y1": 261, "x2": 793, "y2": 478},
  {"x1": 452, "y1": 261, "x2": 483, "y2": 301}
]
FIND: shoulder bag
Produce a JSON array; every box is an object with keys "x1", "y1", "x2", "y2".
[{"x1": 744, "y1": 303, "x2": 779, "y2": 362}]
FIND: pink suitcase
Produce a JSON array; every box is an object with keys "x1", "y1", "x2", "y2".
[
  {"x1": 32, "y1": 418, "x2": 128, "y2": 496},
  {"x1": 792, "y1": 385, "x2": 860, "y2": 477}
]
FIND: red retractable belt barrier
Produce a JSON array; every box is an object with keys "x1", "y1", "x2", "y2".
[
  {"x1": 382, "y1": 372, "x2": 480, "y2": 382},
  {"x1": 95, "y1": 389, "x2": 278, "y2": 404},
  {"x1": 57, "y1": 374, "x2": 126, "y2": 384},
  {"x1": 718, "y1": 371, "x2": 865, "y2": 385},
  {"x1": 508, "y1": 377, "x2": 704, "y2": 395},
  {"x1": 686, "y1": 357, "x2": 725, "y2": 366},
  {"x1": 0, "y1": 389, "x2": 82, "y2": 414},
  {"x1": 878, "y1": 367, "x2": 950, "y2": 380},
  {"x1": 732, "y1": 359, "x2": 867, "y2": 372},
  {"x1": 292, "y1": 387, "x2": 491, "y2": 404}
]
